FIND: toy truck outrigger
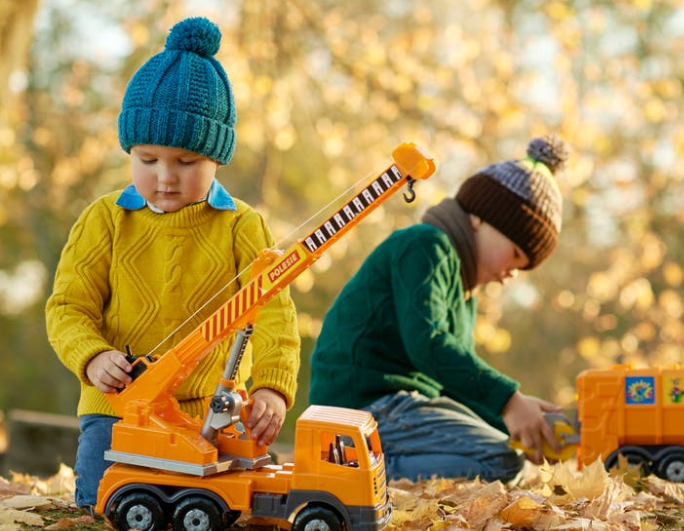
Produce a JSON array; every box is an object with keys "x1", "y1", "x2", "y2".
[{"x1": 94, "y1": 143, "x2": 436, "y2": 531}]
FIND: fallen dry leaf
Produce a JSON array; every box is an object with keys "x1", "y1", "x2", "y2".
[
  {"x1": 0, "y1": 507, "x2": 44, "y2": 527},
  {"x1": 610, "y1": 454, "x2": 644, "y2": 489},
  {"x1": 542, "y1": 459, "x2": 619, "y2": 504},
  {"x1": 577, "y1": 477, "x2": 632, "y2": 521},
  {"x1": 44, "y1": 515, "x2": 95, "y2": 530},
  {"x1": 403, "y1": 497, "x2": 441, "y2": 530},
  {"x1": 33, "y1": 465, "x2": 76, "y2": 498},
  {"x1": 642, "y1": 475, "x2": 684, "y2": 504},
  {"x1": 0, "y1": 478, "x2": 29, "y2": 497},
  {"x1": 2, "y1": 465, "x2": 74, "y2": 504},
  {"x1": 549, "y1": 517, "x2": 609, "y2": 530},
  {"x1": 0, "y1": 495, "x2": 56, "y2": 510},
  {"x1": 500, "y1": 495, "x2": 543, "y2": 528},
  {"x1": 449, "y1": 482, "x2": 510, "y2": 530},
  {"x1": 607, "y1": 510, "x2": 644, "y2": 531},
  {"x1": 482, "y1": 519, "x2": 508, "y2": 531},
  {"x1": 390, "y1": 488, "x2": 419, "y2": 512}
]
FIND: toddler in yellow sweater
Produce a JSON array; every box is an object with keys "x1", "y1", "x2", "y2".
[{"x1": 45, "y1": 17, "x2": 300, "y2": 509}]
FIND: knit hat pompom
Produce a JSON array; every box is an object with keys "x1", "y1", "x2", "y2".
[
  {"x1": 455, "y1": 135, "x2": 568, "y2": 270},
  {"x1": 118, "y1": 16, "x2": 236, "y2": 165},
  {"x1": 526, "y1": 136, "x2": 568, "y2": 175},
  {"x1": 165, "y1": 17, "x2": 221, "y2": 57}
]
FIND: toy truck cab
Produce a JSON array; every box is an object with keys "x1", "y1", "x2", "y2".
[{"x1": 287, "y1": 405, "x2": 391, "y2": 531}]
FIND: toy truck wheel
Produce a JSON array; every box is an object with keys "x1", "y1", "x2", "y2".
[
  {"x1": 112, "y1": 491, "x2": 165, "y2": 531},
  {"x1": 657, "y1": 451, "x2": 684, "y2": 482},
  {"x1": 172, "y1": 496, "x2": 225, "y2": 531},
  {"x1": 292, "y1": 505, "x2": 344, "y2": 531}
]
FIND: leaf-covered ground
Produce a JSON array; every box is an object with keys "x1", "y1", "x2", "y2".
[{"x1": 1, "y1": 459, "x2": 683, "y2": 531}]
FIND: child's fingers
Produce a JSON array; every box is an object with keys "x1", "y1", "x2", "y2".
[
  {"x1": 249, "y1": 409, "x2": 274, "y2": 445},
  {"x1": 246, "y1": 398, "x2": 266, "y2": 429}
]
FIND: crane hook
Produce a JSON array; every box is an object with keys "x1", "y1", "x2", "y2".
[{"x1": 403, "y1": 177, "x2": 417, "y2": 203}]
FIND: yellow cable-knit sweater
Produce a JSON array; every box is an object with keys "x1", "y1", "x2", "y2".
[{"x1": 46, "y1": 190, "x2": 300, "y2": 419}]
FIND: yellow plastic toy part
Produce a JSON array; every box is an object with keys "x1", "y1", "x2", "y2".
[{"x1": 509, "y1": 412, "x2": 579, "y2": 462}]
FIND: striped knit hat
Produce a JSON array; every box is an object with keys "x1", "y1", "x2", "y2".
[
  {"x1": 118, "y1": 17, "x2": 236, "y2": 165},
  {"x1": 455, "y1": 136, "x2": 568, "y2": 269}
]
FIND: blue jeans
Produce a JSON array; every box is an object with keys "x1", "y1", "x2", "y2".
[
  {"x1": 364, "y1": 391, "x2": 524, "y2": 483},
  {"x1": 75, "y1": 415, "x2": 119, "y2": 509}
]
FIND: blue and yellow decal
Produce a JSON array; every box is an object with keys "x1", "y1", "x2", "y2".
[{"x1": 625, "y1": 376, "x2": 655, "y2": 405}]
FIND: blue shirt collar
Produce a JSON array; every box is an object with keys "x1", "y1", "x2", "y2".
[{"x1": 115, "y1": 179, "x2": 237, "y2": 212}]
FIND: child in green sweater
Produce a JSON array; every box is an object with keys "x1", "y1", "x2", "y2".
[
  {"x1": 310, "y1": 136, "x2": 568, "y2": 483},
  {"x1": 46, "y1": 17, "x2": 300, "y2": 509}
]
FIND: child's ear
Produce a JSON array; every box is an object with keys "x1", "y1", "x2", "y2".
[{"x1": 469, "y1": 214, "x2": 482, "y2": 230}]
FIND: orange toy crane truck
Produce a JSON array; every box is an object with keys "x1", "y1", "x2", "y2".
[{"x1": 94, "y1": 143, "x2": 436, "y2": 531}]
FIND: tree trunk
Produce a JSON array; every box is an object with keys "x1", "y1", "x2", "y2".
[{"x1": 0, "y1": 0, "x2": 40, "y2": 126}]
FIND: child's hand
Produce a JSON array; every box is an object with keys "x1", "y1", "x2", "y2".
[
  {"x1": 247, "y1": 388, "x2": 287, "y2": 447},
  {"x1": 502, "y1": 391, "x2": 562, "y2": 464},
  {"x1": 85, "y1": 350, "x2": 132, "y2": 393}
]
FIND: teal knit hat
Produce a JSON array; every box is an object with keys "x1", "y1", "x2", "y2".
[{"x1": 118, "y1": 17, "x2": 236, "y2": 165}]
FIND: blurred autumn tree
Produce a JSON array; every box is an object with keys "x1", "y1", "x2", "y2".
[{"x1": 1, "y1": 0, "x2": 684, "y2": 440}]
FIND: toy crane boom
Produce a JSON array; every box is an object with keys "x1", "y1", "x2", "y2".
[{"x1": 104, "y1": 143, "x2": 436, "y2": 476}]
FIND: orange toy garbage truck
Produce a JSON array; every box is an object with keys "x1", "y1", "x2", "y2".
[
  {"x1": 93, "y1": 143, "x2": 437, "y2": 531},
  {"x1": 518, "y1": 364, "x2": 684, "y2": 483},
  {"x1": 576, "y1": 364, "x2": 684, "y2": 482}
]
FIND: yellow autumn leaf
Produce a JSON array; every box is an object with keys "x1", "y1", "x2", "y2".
[
  {"x1": 543, "y1": 459, "x2": 618, "y2": 504},
  {"x1": 390, "y1": 488, "x2": 419, "y2": 512},
  {"x1": 427, "y1": 519, "x2": 457, "y2": 531},
  {"x1": 609, "y1": 453, "x2": 646, "y2": 489},
  {"x1": 389, "y1": 509, "x2": 414, "y2": 526},
  {"x1": 449, "y1": 482, "x2": 509, "y2": 529},
  {"x1": 500, "y1": 496, "x2": 542, "y2": 526}
]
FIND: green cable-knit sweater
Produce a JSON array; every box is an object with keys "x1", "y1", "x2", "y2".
[
  {"x1": 309, "y1": 224, "x2": 518, "y2": 433},
  {"x1": 46, "y1": 190, "x2": 300, "y2": 419}
]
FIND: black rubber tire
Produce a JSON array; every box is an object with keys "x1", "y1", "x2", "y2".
[
  {"x1": 172, "y1": 495, "x2": 224, "y2": 531},
  {"x1": 113, "y1": 491, "x2": 165, "y2": 531},
  {"x1": 292, "y1": 505, "x2": 344, "y2": 531},
  {"x1": 656, "y1": 450, "x2": 684, "y2": 482}
]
